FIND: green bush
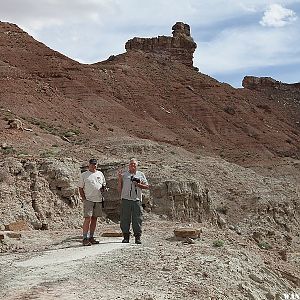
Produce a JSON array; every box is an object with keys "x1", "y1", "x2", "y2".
[
  {"x1": 213, "y1": 240, "x2": 224, "y2": 247},
  {"x1": 1, "y1": 146, "x2": 15, "y2": 155},
  {"x1": 39, "y1": 149, "x2": 57, "y2": 158},
  {"x1": 258, "y1": 241, "x2": 272, "y2": 250}
]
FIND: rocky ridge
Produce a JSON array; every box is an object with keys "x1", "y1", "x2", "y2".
[{"x1": 125, "y1": 22, "x2": 197, "y2": 68}]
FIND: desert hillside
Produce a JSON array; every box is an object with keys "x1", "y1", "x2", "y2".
[
  {"x1": 0, "y1": 21, "x2": 300, "y2": 299},
  {"x1": 1, "y1": 21, "x2": 299, "y2": 164}
]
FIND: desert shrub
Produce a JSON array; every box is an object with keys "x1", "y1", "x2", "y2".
[
  {"x1": 216, "y1": 206, "x2": 228, "y2": 215},
  {"x1": 1, "y1": 146, "x2": 15, "y2": 155},
  {"x1": 26, "y1": 117, "x2": 59, "y2": 135},
  {"x1": 213, "y1": 240, "x2": 224, "y2": 247},
  {"x1": 63, "y1": 128, "x2": 80, "y2": 137},
  {"x1": 258, "y1": 241, "x2": 272, "y2": 250},
  {"x1": 39, "y1": 149, "x2": 57, "y2": 158},
  {"x1": 223, "y1": 106, "x2": 235, "y2": 115},
  {"x1": 17, "y1": 150, "x2": 29, "y2": 157}
]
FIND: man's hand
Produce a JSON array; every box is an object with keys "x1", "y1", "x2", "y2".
[
  {"x1": 117, "y1": 169, "x2": 123, "y2": 179},
  {"x1": 135, "y1": 181, "x2": 149, "y2": 189}
]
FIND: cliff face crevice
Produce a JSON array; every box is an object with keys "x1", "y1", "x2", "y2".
[{"x1": 125, "y1": 22, "x2": 197, "y2": 68}]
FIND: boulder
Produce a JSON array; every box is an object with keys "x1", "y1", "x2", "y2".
[
  {"x1": 5, "y1": 220, "x2": 29, "y2": 231},
  {"x1": 174, "y1": 227, "x2": 200, "y2": 239},
  {"x1": 101, "y1": 230, "x2": 123, "y2": 237}
]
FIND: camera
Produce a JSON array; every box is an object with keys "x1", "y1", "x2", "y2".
[
  {"x1": 100, "y1": 185, "x2": 109, "y2": 192},
  {"x1": 131, "y1": 176, "x2": 140, "y2": 183}
]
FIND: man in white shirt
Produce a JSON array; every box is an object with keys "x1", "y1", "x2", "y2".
[
  {"x1": 78, "y1": 158, "x2": 106, "y2": 246},
  {"x1": 118, "y1": 158, "x2": 149, "y2": 244}
]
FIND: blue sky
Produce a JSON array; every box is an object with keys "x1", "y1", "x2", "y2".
[{"x1": 1, "y1": 0, "x2": 299, "y2": 87}]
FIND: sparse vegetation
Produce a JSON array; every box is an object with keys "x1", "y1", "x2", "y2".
[
  {"x1": 26, "y1": 117, "x2": 60, "y2": 135},
  {"x1": 258, "y1": 241, "x2": 272, "y2": 250},
  {"x1": 216, "y1": 206, "x2": 228, "y2": 215},
  {"x1": 39, "y1": 149, "x2": 58, "y2": 158},
  {"x1": 63, "y1": 128, "x2": 80, "y2": 137},
  {"x1": 1, "y1": 146, "x2": 15, "y2": 155},
  {"x1": 17, "y1": 150, "x2": 29, "y2": 157},
  {"x1": 213, "y1": 239, "x2": 224, "y2": 247}
]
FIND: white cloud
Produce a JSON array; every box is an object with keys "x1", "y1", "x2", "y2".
[
  {"x1": 196, "y1": 25, "x2": 300, "y2": 75},
  {"x1": 0, "y1": 0, "x2": 118, "y2": 30},
  {"x1": 260, "y1": 4, "x2": 297, "y2": 27}
]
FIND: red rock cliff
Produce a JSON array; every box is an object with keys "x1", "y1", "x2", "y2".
[{"x1": 125, "y1": 22, "x2": 197, "y2": 68}]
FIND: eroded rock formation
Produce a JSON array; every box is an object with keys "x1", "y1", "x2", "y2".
[
  {"x1": 242, "y1": 75, "x2": 300, "y2": 90},
  {"x1": 151, "y1": 181, "x2": 218, "y2": 223},
  {"x1": 125, "y1": 22, "x2": 197, "y2": 68},
  {"x1": 0, "y1": 158, "x2": 82, "y2": 230}
]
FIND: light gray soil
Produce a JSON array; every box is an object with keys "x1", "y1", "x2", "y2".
[{"x1": 1, "y1": 218, "x2": 299, "y2": 300}]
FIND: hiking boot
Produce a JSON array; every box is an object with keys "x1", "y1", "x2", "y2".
[
  {"x1": 89, "y1": 237, "x2": 100, "y2": 244},
  {"x1": 122, "y1": 233, "x2": 130, "y2": 243},
  {"x1": 82, "y1": 238, "x2": 92, "y2": 246},
  {"x1": 135, "y1": 234, "x2": 141, "y2": 244}
]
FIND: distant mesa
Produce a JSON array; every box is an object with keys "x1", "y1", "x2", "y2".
[
  {"x1": 125, "y1": 22, "x2": 197, "y2": 68},
  {"x1": 242, "y1": 76, "x2": 280, "y2": 89},
  {"x1": 242, "y1": 76, "x2": 300, "y2": 90}
]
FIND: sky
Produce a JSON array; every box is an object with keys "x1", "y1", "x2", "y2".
[{"x1": 1, "y1": 0, "x2": 300, "y2": 87}]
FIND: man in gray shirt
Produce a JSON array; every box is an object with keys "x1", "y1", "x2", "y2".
[{"x1": 118, "y1": 158, "x2": 149, "y2": 244}]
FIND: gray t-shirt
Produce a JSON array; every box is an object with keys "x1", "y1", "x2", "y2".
[{"x1": 121, "y1": 170, "x2": 148, "y2": 201}]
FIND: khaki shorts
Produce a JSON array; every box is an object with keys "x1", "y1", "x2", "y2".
[{"x1": 83, "y1": 200, "x2": 103, "y2": 217}]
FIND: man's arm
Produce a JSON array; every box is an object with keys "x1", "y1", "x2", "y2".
[
  {"x1": 136, "y1": 173, "x2": 149, "y2": 190},
  {"x1": 136, "y1": 182, "x2": 149, "y2": 190},
  {"x1": 78, "y1": 187, "x2": 86, "y2": 201},
  {"x1": 117, "y1": 170, "x2": 123, "y2": 194}
]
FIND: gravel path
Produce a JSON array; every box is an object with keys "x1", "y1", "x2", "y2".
[{"x1": 1, "y1": 221, "x2": 299, "y2": 300}]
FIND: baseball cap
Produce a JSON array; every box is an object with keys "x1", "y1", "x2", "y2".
[{"x1": 89, "y1": 158, "x2": 97, "y2": 165}]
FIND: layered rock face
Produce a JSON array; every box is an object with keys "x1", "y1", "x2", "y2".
[
  {"x1": 0, "y1": 158, "x2": 218, "y2": 230},
  {"x1": 151, "y1": 181, "x2": 217, "y2": 223},
  {"x1": 242, "y1": 76, "x2": 300, "y2": 128},
  {"x1": 0, "y1": 158, "x2": 82, "y2": 230},
  {"x1": 242, "y1": 75, "x2": 300, "y2": 90},
  {"x1": 242, "y1": 76, "x2": 279, "y2": 89},
  {"x1": 125, "y1": 22, "x2": 197, "y2": 68}
]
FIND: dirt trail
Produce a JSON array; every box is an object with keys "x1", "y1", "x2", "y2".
[
  {"x1": 1, "y1": 221, "x2": 300, "y2": 300},
  {"x1": 1, "y1": 237, "x2": 132, "y2": 300}
]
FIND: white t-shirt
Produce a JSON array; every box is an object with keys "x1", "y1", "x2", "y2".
[{"x1": 78, "y1": 170, "x2": 106, "y2": 202}]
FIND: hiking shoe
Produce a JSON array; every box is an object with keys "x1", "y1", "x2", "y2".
[
  {"x1": 122, "y1": 233, "x2": 130, "y2": 243},
  {"x1": 89, "y1": 237, "x2": 100, "y2": 244},
  {"x1": 82, "y1": 238, "x2": 92, "y2": 246},
  {"x1": 135, "y1": 237, "x2": 142, "y2": 244}
]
